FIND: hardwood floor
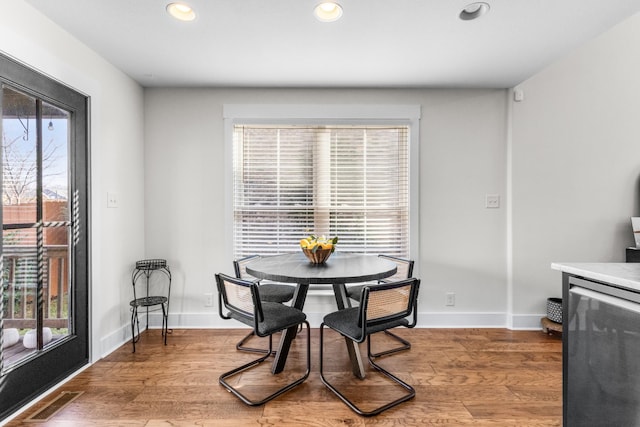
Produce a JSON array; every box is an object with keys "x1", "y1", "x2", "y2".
[{"x1": 6, "y1": 328, "x2": 562, "y2": 426}]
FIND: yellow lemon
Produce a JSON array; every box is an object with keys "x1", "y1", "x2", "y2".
[
  {"x1": 300, "y1": 238, "x2": 310, "y2": 248},
  {"x1": 320, "y1": 242, "x2": 333, "y2": 250}
]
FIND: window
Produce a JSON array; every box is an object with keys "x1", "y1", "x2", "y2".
[{"x1": 225, "y1": 105, "x2": 420, "y2": 260}]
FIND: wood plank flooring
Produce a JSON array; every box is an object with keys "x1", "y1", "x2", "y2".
[{"x1": 6, "y1": 328, "x2": 562, "y2": 426}]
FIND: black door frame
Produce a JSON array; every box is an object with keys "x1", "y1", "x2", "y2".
[{"x1": 0, "y1": 53, "x2": 90, "y2": 421}]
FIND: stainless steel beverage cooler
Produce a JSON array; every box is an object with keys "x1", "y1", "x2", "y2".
[{"x1": 566, "y1": 276, "x2": 640, "y2": 426}]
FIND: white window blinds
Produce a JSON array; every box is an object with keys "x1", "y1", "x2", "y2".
[{"x1": 232, "y1": 125, "x2": 409, "y2": 258}]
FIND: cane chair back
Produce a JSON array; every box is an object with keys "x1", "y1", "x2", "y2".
[
  {"x1": 378, "y1": 255, "x2": 414, "y2": 284},
  {"x1": 218, "y1": 274, "x2": 255, "y2": 322},
  {"x1": 364, "y1": 280, "x2": 414, "y2": 326},
  {"x1": 356, "y1": 279, "x2": 419, "y2": 339},
  {"x1": 233, "y1": 254, "x2": 295, "y2": 303},
  {"x1": 347, "y1": 255, "x2": 414, "y2": 302},
  {"x1": 233, "y1": 254, "x2": 260, "y2": 281}
]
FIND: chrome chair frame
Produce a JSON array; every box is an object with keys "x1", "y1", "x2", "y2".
[
  {"x1": 346, "y1": 254, "x2": 416, "y2": 358},
  {"x1": 216, "y1": 273, "x2": 310, "y2": 406},
  {"x1": 320, "y1": 278, "x2": 420, "y2": 416},
  {"x1": 233, "y1": 254, "x2": 295, "y2": 354}
]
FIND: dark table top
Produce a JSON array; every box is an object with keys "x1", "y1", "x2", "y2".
[{"x1": 246, "y1": 252, "x2": 397, "y2": 285}]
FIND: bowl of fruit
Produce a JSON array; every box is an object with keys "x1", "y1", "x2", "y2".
[{"x1": 300, "y1": 235, "x2": 338, "y2": 264}]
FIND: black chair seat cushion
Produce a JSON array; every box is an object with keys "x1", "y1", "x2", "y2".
[
  {"x1": 257, "y1": 302, "x2": 306, "y2": 336},
  {"x1": 323, "y1": 307, "x2": 409, "y2": 342},
  {"x1": 258, "y1": 284, "x2": 295, "y2": 303},
  {"x1": 230, "y1": 302, "x2": 306, "y2": 337}
]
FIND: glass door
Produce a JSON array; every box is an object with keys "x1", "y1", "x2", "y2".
[
  {"x1": 2, "y1": 87, "x2": 72, "y2": 367},
  {"x1": 0, "y1": 54, "x2": 89, "y2": 421}
]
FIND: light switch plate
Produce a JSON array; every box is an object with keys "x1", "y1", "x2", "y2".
[{"x1": 107, "y1": 192, "x2": 119, "y2": 208}]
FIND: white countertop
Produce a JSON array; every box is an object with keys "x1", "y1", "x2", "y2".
[{"x1": 551, "y1": 262, "x2": 640, "y2": 291}]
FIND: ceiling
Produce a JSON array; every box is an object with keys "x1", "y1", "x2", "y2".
[{"x1": 24, "y1": 0, "x2": 640, "y2": 89}]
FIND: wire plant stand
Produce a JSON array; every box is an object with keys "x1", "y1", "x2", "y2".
[{"x1": 130, "y1": 259, "x2": 171, "y2": 352}]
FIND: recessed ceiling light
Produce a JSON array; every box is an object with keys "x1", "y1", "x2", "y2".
[
  {"x1": 314, "y1": 2, "x2": 343, "y2": 22},
  {"x1": 459, "y1": 2, "x2": 490, "y2": 21},
  {"x1": 166, "y1": 3, "x2": 196, "y2": 21}
]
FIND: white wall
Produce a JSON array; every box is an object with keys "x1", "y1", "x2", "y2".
[
  {"x1": 9, "y1": 2, "x2": 636, "y2": 355},
  {"x1": 1, "y1": 1, "x2": 146, "y2": 360},
  {"x1": 143, "y1": 88, "x2": 510, "y2": 328},
  {"x1": 511, "y1": 12, "x2": 640, "y2": 317}
]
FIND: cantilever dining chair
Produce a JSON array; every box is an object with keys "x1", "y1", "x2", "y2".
[
  {"x1": 320, "y1": 278, "x2": 420, "y2": 416},
  {"x1": 216, "y1": 273, "x2": 310, "y2": 406},
  {"x1": 346, "y1": 254, "x2": 416, "y2": 357},
  {"x1": 233, "y1": 254, "x2": 295, "y2": 354}
]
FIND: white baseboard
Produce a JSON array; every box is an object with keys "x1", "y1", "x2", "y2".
[
  {"x1": 150, "y1": 310, "x2": 548, "y2": 330},
  {"x1": 99, "y1": 310, "x2": 548, "y2": 358},
  {"x1": 509, "y1": 313, "x2": 548, "y2": 330},
  {"x1": 98, "y1": 314, "x2": 144, "y2": 358},
  {"x1": 416, "y1": 312, "x2": 546, "y2": 330}
]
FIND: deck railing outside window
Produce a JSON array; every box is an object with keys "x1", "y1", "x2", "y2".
[{"x1": 2, "y1": 245, "x2": 69, "y2": 330}]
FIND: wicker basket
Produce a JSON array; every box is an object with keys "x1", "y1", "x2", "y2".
[
  {"x1": 302, "y1": 248, "x2": 333, "y2": 264},
  {"x1": 546, "y1": 297, "x2": 562, "y2": 324}
]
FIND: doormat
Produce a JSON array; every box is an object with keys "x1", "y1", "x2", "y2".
[{"x1": 24, "y1": 391, "x2": 84, "y2": 422}]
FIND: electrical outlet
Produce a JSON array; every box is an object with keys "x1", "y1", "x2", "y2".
[
  {"x1": 204, "y1": 293, "x2": 213, "y2": 307},
  {"x1": 485, "y1": 194, "x2": 500, "y2": 209},
  {"x1": 446, "y1": 292, "x2": 455, "y2": 306}
]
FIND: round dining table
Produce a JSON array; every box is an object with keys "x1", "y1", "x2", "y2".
[{"x1": 246, "y1": 251, "x2": 397, "y2": 378}]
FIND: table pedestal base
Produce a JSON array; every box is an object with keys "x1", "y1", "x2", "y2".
[{"x1": 333, "y1": 283, "x2": 366, "y2": 379}]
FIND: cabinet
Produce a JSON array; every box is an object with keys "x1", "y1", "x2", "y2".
[{"x1": 553, "y1": 264, "x2": 640, "y2": 426}]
